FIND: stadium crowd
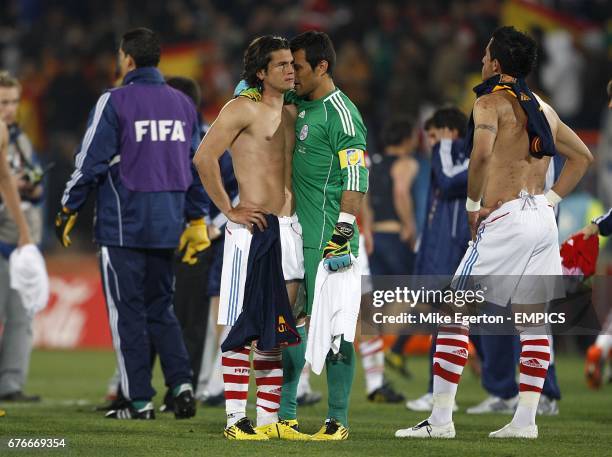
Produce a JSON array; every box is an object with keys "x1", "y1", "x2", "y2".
[
  {"x1": 0, "y1": 0, "x2": 611, "y2": 440},
  {"x1": 0, "y1": 0, "x2": 610, "y2": 244}
]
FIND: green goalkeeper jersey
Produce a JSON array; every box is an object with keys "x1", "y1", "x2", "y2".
[{"x1": 289, "y1": 88, "x2": 369, "y2": 254}]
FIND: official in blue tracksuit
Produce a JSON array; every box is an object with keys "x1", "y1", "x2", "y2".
[
  {"x1": 414, "y1": 136, "x2": 471, "y2": 276},
  {"x1": 412, "y1": 110, "x2": 472, "y2": 405},
  {"x1": 55, "y1": 28, "x2": 208, "y2": 419}
]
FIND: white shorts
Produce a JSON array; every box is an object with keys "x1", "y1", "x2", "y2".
[
  {"x1": 452, "y1": 192, "x2": 563, "y2": 307},
  {"x1": 218, "y1": 214, "x2": 304, "y2": 326}
]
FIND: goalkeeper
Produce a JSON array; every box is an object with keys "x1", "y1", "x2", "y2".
[
  {"x1": 289, "y1": 31, "x2": 367, "y2": 440},
  {"x1": 241, "y1": 31, "x2": 369, "y2": 440}
]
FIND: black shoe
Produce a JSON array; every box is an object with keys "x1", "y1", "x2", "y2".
[
  {"x1": 367, "y1": 383, "x2": 405, "y2": 403},
  {"x1": 297, "y1": 391, "x2": 322, "y2": 406},
  {"x1": 105, "y1": 402, "x2": 155, "y2": 419},
  {"x1": 200, "y1": 392, "x2": 225, "y2": 407},
  {"x1": 94, "y1": 390, "x2": 129, "y2": 412},
  {"x1": 159, "y1": 389, "x2": 174, "y2": 413},
  {"x1": 174, "y1": 388, "x2": 196, "y2": 419},
  {"x1": 0, "y1": 391, "x2": 41, "y2": 402},
  {"x1": 94, "y1": 397, "x2": 130, "y2": 412}
]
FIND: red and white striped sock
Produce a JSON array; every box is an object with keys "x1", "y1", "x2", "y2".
[
  {"x1": 222, "y1": 345, "x2": 250, "y2": 427},
  {"x1": 253, "y1": 348, "x2": 282, "y2": 427},
  {"x1": 430, "y1": 324, "x2": 470, "y2": 426},
  {"x1": 359, "y1": 337, "x2": 385, "y2": 394},
  {"x1": 512, "y1": 330, "x2": 550, "y2": 427}
]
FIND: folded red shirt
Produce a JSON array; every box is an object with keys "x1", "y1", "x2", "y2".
[{"x1": 560, "y1": 234, "x2": 599, "y2": 278}]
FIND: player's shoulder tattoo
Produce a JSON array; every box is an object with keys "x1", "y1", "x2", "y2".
[{"x1": 475, "y1": 124, "x2": 497, "y2": 134}]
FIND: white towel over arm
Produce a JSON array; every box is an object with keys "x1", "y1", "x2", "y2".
[
  {"x1": 9, "y1": 244, "x2": 49, "y2": 317},
  {"x1": 305, "y1": 256, "x2": 362, "y2": 375}
]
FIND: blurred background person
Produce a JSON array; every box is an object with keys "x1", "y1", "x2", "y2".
[
  {"x1": 368, "y1": 116, "x2": 419, "y2": 276},
  {"x1": 0, "y1": 70, "x2": 41, "y2": 403}
]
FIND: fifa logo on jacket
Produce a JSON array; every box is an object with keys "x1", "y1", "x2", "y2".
[{"x1": 134, "y1": 120, "x2": 186, "y2": 142}]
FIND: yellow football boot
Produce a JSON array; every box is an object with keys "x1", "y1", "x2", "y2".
[
  {"x1": 256, "y1": 419, "x2": 310, "y2": 440},
  {"x1": 311, "y1": 419, "x2": 349, "y2": 441},
  {"x1": 224, "y1": 417, "x2": 269, "y2": 440}
]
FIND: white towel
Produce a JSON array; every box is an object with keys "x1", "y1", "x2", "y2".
[
  {"x1": 9, "y1": 244, "x2": 49, "y2": 316},
  {"x1": 305, "y1": 256, "x2": 362, "y2": 375}
]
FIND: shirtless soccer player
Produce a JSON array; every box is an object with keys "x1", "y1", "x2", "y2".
[
  {"x1": 193, "y1": 36, "x2": 308, "y2": 441},
  {"x1": 396, "y1": 26, "x2": 593, "y2": 439}
]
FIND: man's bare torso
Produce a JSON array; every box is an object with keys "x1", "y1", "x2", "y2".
[
  {"x1": 230, "y1": 101, "x2": 295, "y2": 216},
  {"x1": 482, "y1": 91, "x2": 558, "y2": 207}
]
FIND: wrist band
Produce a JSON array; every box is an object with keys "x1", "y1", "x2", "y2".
[
  {"x1": 338, "y1": 211, "x2": 356, "y2": 225},
  {"x1": 544, "y1": 189, "x2": 562, "y2": 206},
  {"x1": 465, "y1": 197, "x2": 481, "y2": 212}
]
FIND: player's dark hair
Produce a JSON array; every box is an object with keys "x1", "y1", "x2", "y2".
[
  {"x1": 489, "y1": 26, "x2": 537, "y2": 78},
  {"x1": 290, "y1": 31, "x2": 336, "y2": 75},
  {"x1": 120, "y1": 28, "x2": 161, "y2": 68},
  {"x1": 241, "y1": 35, "x2": 290, "y2": 90},
  {"x1": 424, "y1": 117, "x2": 434, "y2": 131},
  {"x1": 166, "y1": 76, "x2": 201, "y2": 107},
  {"x1": 382, "y1": 116, "x2": 415, "y2": 148},
  {"x1": 431, "y1": 107, "x2": 468, "y2": 138}
]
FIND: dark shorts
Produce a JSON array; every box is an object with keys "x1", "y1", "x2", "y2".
[{"x1": 206, "y1": 234, "x2": 225, "y2": 297}]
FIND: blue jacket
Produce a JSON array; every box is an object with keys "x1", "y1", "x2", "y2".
[
  {"x1": 61, "y1": 67, "x2": 209, "y2": 249},
  {"x1": 414, "y1": 138, "x2": 470, "y2": 275},
  {"x1": 594, "y1": 209, "x2": 612, "y2": 236}
]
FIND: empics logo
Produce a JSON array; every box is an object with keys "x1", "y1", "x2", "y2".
[{"x1": 135, "y1": 120, "x2": 186, "y2": 142}]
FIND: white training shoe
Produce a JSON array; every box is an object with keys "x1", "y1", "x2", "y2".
[
  {"x1": 395, "y1": 419, "x2": 456, "y2": 438},
  {"x1": 405, "y1": 393, "x2": 458, "y2": 412},
  {"x1": 537, "y1": 395, "x2": 559, "y2": 416},
  {"x1": 466, "y1": 395, "x2": 518, "y2": 414},
  {"x1": 488, "y1": 423, "x2": 538, "y2": 439}
]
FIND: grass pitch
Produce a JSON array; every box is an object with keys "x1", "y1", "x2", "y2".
[{"x1": 0, "y1": 350, "x2": 610, "y2": 456}]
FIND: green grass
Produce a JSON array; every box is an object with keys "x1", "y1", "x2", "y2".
[{"x1": 1, "y1": 350, "x2": 610, "y2": 456}]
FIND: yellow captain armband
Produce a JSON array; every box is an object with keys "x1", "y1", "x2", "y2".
[{"x1": 338, "y1": 148, "x2": 366, "y2": 169}]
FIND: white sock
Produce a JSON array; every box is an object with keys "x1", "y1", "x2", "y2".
[
  {"x1": 512, "y1": 392, "x2": 540, "y2": 428},
  {"x1": 595, "y1": 334, "x2": 612, "y2": 356},
  {"x1": 359, "y1": 337, "x2": 385, "y2": 394},
  {"x1": 297, "y1": 362, "x2": 312, "y2": 398},
  {"x1": 206, "y1": 347, "x2": 225, "y2": 396},
  {"x1": 511, "y1": 329, "x2": 550, "y2": 428}
]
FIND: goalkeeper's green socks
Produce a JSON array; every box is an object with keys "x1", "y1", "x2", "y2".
[
  {"x1": 326, "y1": 338, "x2": 356, "y2": 427},
  {"x1": 279, "y1": 324, "x2": 307, "y2": 420}
]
